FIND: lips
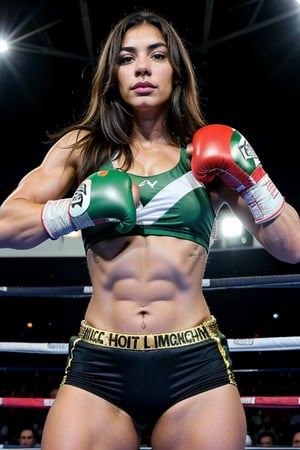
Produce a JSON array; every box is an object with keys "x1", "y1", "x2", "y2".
[
  {"x1": 132, "y1": 81, "x2": 155, "y2": 89},
  {"x1": 131, "y1": 81, "x2": 155, "y2": 94}
]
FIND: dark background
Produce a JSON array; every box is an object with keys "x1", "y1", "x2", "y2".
[{"x1": 0, "y1": 0, "x2": 300, "y2": 340}]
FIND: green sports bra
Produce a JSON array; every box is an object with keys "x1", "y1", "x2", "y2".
[{"x1": 81, "y1": 147, "x2": 216, "y2": 253}]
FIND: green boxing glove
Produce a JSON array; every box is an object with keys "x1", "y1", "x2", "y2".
[{"x1": 42, "y1": 170, "x2": 138, "y2": 239}]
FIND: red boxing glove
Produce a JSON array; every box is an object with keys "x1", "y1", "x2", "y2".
[{"x1": 191, "y1": 124, "x2": 285, "y2": 224}]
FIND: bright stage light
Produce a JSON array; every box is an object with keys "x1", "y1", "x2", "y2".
[
  {"x1": 219, "y1": 215, "x2": 243, "y2": 238},
  {"x1": 0, "y1": 39, "x2": 8, "y2": 53},
  {"x1": 211, "y1": 206, "x2": 255, "y2": 250}
]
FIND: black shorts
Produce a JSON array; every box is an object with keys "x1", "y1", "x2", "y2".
[{"x1": 61, "y1": 317, "x2": 236, "y2": 429}]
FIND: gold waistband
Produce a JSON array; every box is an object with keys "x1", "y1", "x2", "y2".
[{"x1": 78, "y1": 316, "x2": 220, "y2": 351}]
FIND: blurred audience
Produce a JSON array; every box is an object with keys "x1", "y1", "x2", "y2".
[
  {"x1": 256, "y1": 430, "x2": 277, "y2": 447},
  {"x1": 245, "y1": 433, "x2": 253, "y2": 446},
  {"x1": 19, "y1": 427, "x2": 40, "y2": 447},
  {"x1": 292, "y1": 430, "x2": 300, "y2": 448}
]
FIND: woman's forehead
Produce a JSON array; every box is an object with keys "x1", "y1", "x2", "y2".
[{"x1": 121, "y1": 24, "x2": 165, "y2": 46}]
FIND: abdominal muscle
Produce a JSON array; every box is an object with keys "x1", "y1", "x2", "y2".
[{"x1": 84, "y1": 234, "x2": 211, "y2": 334}]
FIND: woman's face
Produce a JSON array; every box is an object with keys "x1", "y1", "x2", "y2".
[{"x1": 117, "y1": 23, "x2": 174, "y2": 113}]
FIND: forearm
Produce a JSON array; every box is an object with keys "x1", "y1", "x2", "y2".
[
  {"x1": 0, "y1": 170, "x2": 139, "y2": 249},
  {"x1": 257, "y1": 203, "x2": 300, "y2": 264},
  {"x1": 0, "y1": 199, "x2": 49, "y2": 249}
]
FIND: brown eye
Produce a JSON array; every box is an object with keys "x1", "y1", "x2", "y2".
[
  {"x1": 152, "y1": 53, "x2": 165, "y2": 60},
  {"x1": 119, "y1": 55, "x2": 134, "y2": 64}
]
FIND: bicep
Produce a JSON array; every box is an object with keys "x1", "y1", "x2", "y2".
[
  {"x1": 13, "y1": 164, "x2": 75, "y2": 204},
  {"x1": 3, "y1": 137, "x2": 78, "y2": 205}
]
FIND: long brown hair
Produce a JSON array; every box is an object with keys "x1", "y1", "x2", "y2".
[{"x1": 50, "y1": 9, "x2": 206, "y2": 182}]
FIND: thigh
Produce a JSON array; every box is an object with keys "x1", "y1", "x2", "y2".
[
  {"x1": 41, "y1": 384, "x2": 140, "y2": 450},
  {"x1": 151, "y1": 384, "x2": 246, "y2": 450}
]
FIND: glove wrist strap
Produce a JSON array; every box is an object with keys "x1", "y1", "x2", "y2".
[{"x1": 242, "y1": 174, "x2": 285, "y2": 224}]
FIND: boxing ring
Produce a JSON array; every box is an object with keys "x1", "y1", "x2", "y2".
[{"x1": 1, "y1": 273, "x2": 300, "y2": 449}]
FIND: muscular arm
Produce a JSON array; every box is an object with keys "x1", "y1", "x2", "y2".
[
  {"x1": 0, "y1": 133, "x2": 78, "y2": 249},
  {"x1": 256, "y1": 201, "x2": 300, "y2": 263}
]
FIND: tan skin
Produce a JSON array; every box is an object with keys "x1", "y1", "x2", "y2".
[{"x1": 1, "y1": 23, "x2": 300, "y2": 450}]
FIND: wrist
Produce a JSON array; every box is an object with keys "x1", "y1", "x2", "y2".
[
  {"x1": 242, "y1": 174, "x2": 285, "y2": 224},
  {"x1": 41, "y1": 199, "x2": 75, "y2": 239}
]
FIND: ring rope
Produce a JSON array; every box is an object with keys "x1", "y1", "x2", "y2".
[
  {"x1": 234, "y1": 367, "x2": 300, "y2": 373},
  {"x1": 1, "y1": 274, "x2": 300, "y2": 297},
  {"x1": 0, "y1": 366, "x2": 63, "y2": 372},
  {"x1": 0, "y1": 396, "x2": 299, "y2": 409},
  {"x1": 1, "y1": 336, "x2": 300, "y2": 353}
]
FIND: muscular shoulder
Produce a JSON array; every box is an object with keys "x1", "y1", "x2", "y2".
[
  {"x1": 48, "y1": 129, "x2": 88, "y2": 170},
  {"x1": 56, "y1": 129, "x2": 88, "y2": 147}
]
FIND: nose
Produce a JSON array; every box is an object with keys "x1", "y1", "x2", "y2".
[{"x1": 135, "y1": 65, "x2": 150, "y2": 76}]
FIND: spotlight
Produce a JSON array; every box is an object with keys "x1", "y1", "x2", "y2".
[
  {"x1": 211, "y1": 207, "x2": 253, "y2": 249},
  {"x1": 0, "y1": 39, "x2": 9, "y2": 53},
  {"x1": 220, "y1": 216, "x2": 243, "y2": 238}
]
